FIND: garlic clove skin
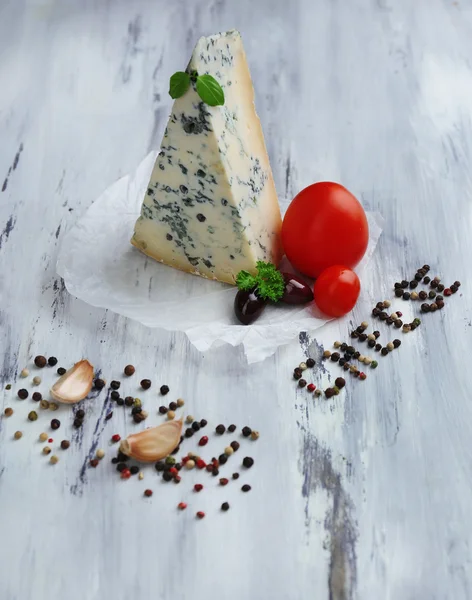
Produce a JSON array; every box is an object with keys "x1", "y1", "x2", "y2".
[
  {"x1": 50, "y1": 360, "x2": 94, "y2": 404},
  {"x1": 119, "y1": 419, "x2": 183, "y2": 463}
]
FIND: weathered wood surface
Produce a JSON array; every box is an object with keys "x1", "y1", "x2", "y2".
[{"x1": 1, "y1": 1, "x2": 472, "y2": 599}]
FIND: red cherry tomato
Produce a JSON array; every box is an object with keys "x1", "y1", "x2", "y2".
[
  {"x1": 282, "y1": 182, "x2": 369, "y2": 278},
  {"x1": 313, "y1": 265, "x2": 360, "y2": 317}
]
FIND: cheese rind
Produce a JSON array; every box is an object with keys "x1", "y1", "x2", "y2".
[{"x1": 132, "y1": 30, "x2": 282, "y2": 285}]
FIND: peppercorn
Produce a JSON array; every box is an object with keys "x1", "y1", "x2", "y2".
[
  {"x1": 421, "y1": 303, "x2": 430, "y2": 313},
  {"x1": 368, "y1": 339, "x2": 376, "y2": 348},
  {"x1": 17, "y1": 389, "x2": 28, "y2": 400},
  {"x1": 372, "y1": 307, "x2": 381, "y2": 316},
  {"x1": 160, "y1": 385, "x2": 170, "y2": 395},
  {"x1": 48, "y1": 418, "x2": 59, "y2": 430},
  {"x1": 133, "y1": 413, "x2": 144, "y2": 423},
  {"x1": 198, "y1": 436, "x2": 208, "y2": 447},
  {"x1": 4, "y1": 407, "x2": 13, "y2": 417},
  {"x1": 430, "y1": 279, "x2": 438, "y2": 289},
  {"x1": 414, "y1": 272, "x2": 423, "y2": 281},
  {"x1": 386, "y1": 318, "x2": 393, "y2": 325},
  {"x1": 49, "y1": 455, "x2": 59, "y2": 465},
  {"x1": 191, "y1": 421, "x2": 201, "y2": 432},
  {"x1": 154, "y1": 461, "x2": 165, "y2": 472},
  {"x1": 162, "y1": 472, "x2": 173, "y2": 482},
  {"x1": 323, "y1": 350, "x2": 331, "y2": 359},
  {"x1": 454, "y1": 280, "x2": 461, "y2": 287},
  {"x1": 129, "y1": 466, "x2": 139, "y2": 475},
  {"x1": 131, "y1": 406, "x2": 142, "y2": 416},
  {"x1": 123, "y1": 365, "x2": 135, "y2": 377},
  {"x1": 410, "y1": 292, "x2": 419, "y2": 300},
  {"x1": 87, "y1": 458, "x2": 99, "y2": 468},
  {"x1": 140, "y1": 379, "x2": 151, "y2": 390},
  {"x1": 195, "y1": 511, "x2": 205, "y2": 519},
  {"x1": 116, "y1": 398, "x2": 124, "y2": 406},
  {"x1": 325, "y1": 388, "x2": 335, "y2": 399},
  {"x1": 306, "y1": 358, "x2": 315, "y2": 368},
  {"x1": 401, "y1": 292, "x2": 410, "y2": 301},
  {"x1": 185, "y1": 428, "x2": 194, "y2": 438},
  {"x1": 364, "y1": 357, "x2": 372, "y2": 365},
  {"x1": 437, "y1": 300, "x2": 445, "y2": 309},
  {"x1": 110, "y1": 380, "x2": 121, "y2": 390},
  {"x1": 299, "y1": 361, "x2": 308, "y2": 371},
  {"x1": 242, "y1": 426, "x2": 252, "y2": 437},
  {"x1": 353, "y1": 351, "x2": 360, "y2": 359},
  {"x1": 307, "y1": 383, "x2": 316, "y2": 392},
  {"x1": 166, "y1": 402, "x2": 177, "y2": 413},
  {"x1": 428, "y1": 290, "x2": 436, "y2": 300},
  {"x1": 331, "y1": 352, "x2": 340, "y2": 362},
  {"x1": 379, "y1": 312, "x2": 388, "y2": 321},
  {"x1": 430, "y1": 303, "x2": 438, "y2": 312},
  {"x1": 200, "y1": 419, "x2": 207, "y2": 428},
  {"x1": 395, "y1": 288, "x2": 403, "y2": 297},
  {"x1": 444, "y1": 288, "x2": 452, "y2": 296},
  {"x1": 241, "y1": 484, "x2": 251, "y2": 493},
  {"x1": 376, "y1": 301, "x2": 384, "y2": 310},
  {"x1": 293, "y1": 369, "x2": 302, "y2": 380},
  {"x1": 215, "y1": 424, "x2": 226, "y2": 435},
  {"x1": 358, "y1": 372, "x2": 366, "y2": 380},
  {"x1": 177, "y1": 502, "x2": 187, "y2": 510},
  {"x1": 359, "y1": 333, "x2": 367, "y2": 342},
  {"x1": 230, "y1": 441, "x2": 240, "y2": 451},
  {"x1": 211, "y1": 467, "x2": 219, "y2": 477},
  {"x1": 110, "y1": 391, "x2": 120, "y2": 401},
  {"x1": 386, "y1": 342, "x2": 394, "y2": 351},
  {"x1": 394, "y1": 282, "x2": 402, "y2": 289},
  {"x1": 403, "y1": 324, "x2": 411, "y2": 333},
  {"x1": 369, "y1": 361, "x2": 377, "y2": 369},
  {"x1": 298, "y1": 378, "x2": 307, "y2": 389},
  {"x1": 450, "y1": 285, "x2": 458, "y2": 294},
  {"x1": 315, "y1": 389, "x2": 323, "y2": 397},
  {"x1": 219, "y1": 477, "x2": 229, "y2": 486},
  {"x1": 350, "y1": 331, "x2": 359, "y2": 339},
  {"x1": 34, "y1": 355, "x2": 47, "y2": 368},
  {"x1": 393, "y1": 320, "x2": 402, "y2": 329},
  {"x1": 410, "y1": 323, "x2": 417, "y2": 331},
  {"x1": 335, "y1": 377, "x2": 345, "y2": 389},
  {"x1": 333, "y1": 341, "x2": 342, "y2": 348},
  {"x1": 410, "y1": 280, "x2": 418, "y2": 289},
  {"x1": 374, "y1": 344, "x2": 381, "y2": 352},
  {"x1": 175, "y1": 398, "x2": 185, "y2": 409},
  {"x1": 27, "y1": 410, "x2": 38, "y2": 422}
]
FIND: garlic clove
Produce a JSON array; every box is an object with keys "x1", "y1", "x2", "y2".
[
  {"x1": 119, "y1": 419, "x2": 183, "y2": 463},
  {"x1": 50, "y1": 360, "x2": 94, "y2": 404}
]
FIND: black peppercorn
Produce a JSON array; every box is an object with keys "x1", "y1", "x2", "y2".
[
  {"x1": 402, "y1": 292, "x2": 411, "y2": 301},
  {"x1": 373, "y1": 331, "x2": 380, "y2": 339},
  {"x1": 325, "y1": 388, "x2": 335, "y2": 399},
  {"x1": 418, "y1": 291, "x2": 427, "y2": 301},
  {"x1": 423, "y1": 276, "x2": 430, "y2": 284},
  {"x1": 298, "y1": 379, "x2": 307, "y2": 388},
  {"x1": 169, "y1": 401, "x2": 177, "y2": 411},
  {"x1": 48, "y1": 356, "x2": 58, "y2": 366},
  {"x1": 368, "y1": 339, "x2": 376, "y2": 348},
  {"x1": 57, "y1": 367, "x2": 66, "y2": 376},
  {"x1": 437, "y1": 284, "x2": 444, "y2": 292},
  {"x1": 61, "y1": 440, "x2": 70, "y2": 450},
  {"x1": 160, "y1": 385, "x2": 170, "y2": 395},
  {"x1": 423, "y1": 264, "x2": 430, "y2": 271},
  {"x1": 393, "y1": 339, "x2": 401, "y2": 348},
  {"x1": 133, "y1": 413, "x2": 144, "y2": 423},
  {"x1": 375, "y1": 344, "x2": 382, "y2": 352},
  {"x1": 293, "y1": 367, "x2": 302, "y2": 380},
  {"x1": 232, "y1": 473, "x2": 239, "y2": 480},
  {"x1": 131, "y1": 406, "x2": 142, "y2": 415},
  {"x1": 379, "y1": 312, "x2": 388, "y2": 320},
  {"x1": 116, "y1": 463, "x2": 127, "y2": 472},
  {"x1": 124, "y1": 396, "x2": 134, "y2": 407},
  {"x1": 110, "y1": 381, "x2": 121, "y2": 390},
  {"x1": 221, "y1": 502, "x2": 230, "y2": 511},
  {"x1": 437, "y1": 300, "x2": 445, "y2": 309},
  {"x1": 421, "y1": 303, "x2": 430, "y2": 313},
  {"x1": 401, "y1": 280, "x2": 409, "y2": 288},
  {"x1": 218, "y1": 454, "x2": 228, "y2": 465},
  {"x1": 386, "y1": 317, "x2": 393, "y2": 325},
  {"x1": 111, "y1": 391, "x2": 120, "y2": 400},
  {"x1": 216, "y1": 424, "x2": 226, "y2": 434},
  {"x1": 356, "y1": 325, "x2": 365, "y2": 333},
  {"x1": 243, "y1": 457, "x2": 254, "y2": 468},
  {"x1": 410, "y1": 323, "x2": 417, "y2": 331},
  {"x1": 155, "y1": 461, "x2": 165, "y2": 472},
  {"x1": 230, "y1": 441, "x2": 240, "y2": 451},
  {"x1": 124, "y1": 365, "x2": 135, "y2": 377},
  {"x1": 117, "y1": 398, "x2": 124, "y2": 406},
  {"x1": 351, "y1": 331, "x2": 359, "y2": 339},
  {"x1": 353, "y1": 351, "x2": 360, "y2": 359},
  {"x1": 212, "y1": 467, "x2": 219, "y2": 476},
  {"x1": 343, "y1": 363, "x2": 350, "y2": 371},
  {"x1": 450, "y1": 285, "x2": 458, "y2": 294},
  {"x1": 242, "y1": 484, "x2": 252, "y2": 492},
  {"x1": 454, "y1": 280, "x2": 461, "y2": 288},
  {"x1": 228, "y1": 424, "x2": 237, "y2": 433},
  {"x1": 394, "y1": 320, "x2": 403, "y2": 328},
  {"x1": 359, "y1": 333, "x2": 367, "y2": 342},
  {"x1": 414, "y1": 273, "x2": 422, "y2": 282},
  {"x1": 94, "y1": 378, "x2": 105, "y2": 390},
  {"x1": 394, "y1": 282, "x2": 402, "y2": 289},
  {"x1": 51, "y1": 418, "x2": 60, "y2": 430},
  {"x1": 376, "y1": 301, "x2": 384, "y2": 310},
  {"x1": 158, "y1": 405, "x2": 168, "y2": 414},
  {"x1": 129, "y1": 466, "x2": 139, "y2": 475},
  {"x1": 191, "y1": 421, "x2": 201, "y2": 432},
  {"x1": 335, "y1": 377, "x2": 345, "y2": 389},
  {"x1": 410, "y1": 280, "x2": 418, "y2": 289},
  {"x1": 436, "y1": 295, "x2": 443, "y2": 302},
  {"x1": 343, "y1": 353, "x2": 351, "y2": 361},
  {"x1": 306, "y1": 358, "x2": 315, "y2": 368},
  {"x1": 372, "y1": 307, "x2": 380, "y2": 316},
  {"x1": 430, "y1": 303, "x2": 438, "y2": 312},
  {"x1": 34, "y1": 355, "x2": 47, "y2": 368},
  {"x1": 339, "y1": 358, "x2": 346, "y2": 366},
  {"x1": 200, "y1": 419, "x2": 208, "y2": 428},
  {"x1": 32, "y1": 392, "x2": 42, "y2": 402},
  {"x1": 17, "y1": 389, "x2": 28, "y2": 400},
  {"x1": 430, "y1": 279, "x2": 438, "y2": 289},
  {"x1": 395, "y1": 288, "x2": 404, "y2": 297},
  {"x1": 381, "y1": 348, "x2": 389, "y2": 356},
  {"x1": 140, "y1": 379, "x2": 151, "y2": 390},
  {"x1": 330, "y1": 352, "x2": 340, "y2": 362},
  {"x1": 340, "y1": 343, "x2": 347, "y2": 351},
  {"x1": 242, "y1": 426, "x2": 252, "y2": 437},
  {"x1": 163, "y1": 472, "x2": 173, "y2": 482},
  {"x1": 429, "y1": 290, "x2": 436, "y2": 299},
  {"x1": 117, "y1": 451, "x2": 128, "y2": 462},
  {"x1": 74, "y1": 409, "x2": 84, "y2": 420},
  {"x1": 185, "y1": 428, "x2": 194, "y2": 438},
  {"x1": 347, "y1": 346, "x2": 355, "y2": 355}
]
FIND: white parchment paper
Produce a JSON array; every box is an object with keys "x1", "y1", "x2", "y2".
[{"x1": 57, "y1": 152, "x2": 383, "y2": 363}]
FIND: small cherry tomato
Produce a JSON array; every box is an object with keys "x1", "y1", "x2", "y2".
[
  {"x1": 313, "y1": 265, "x2": 360, "y2": 317},
  {"x1": 282, "y1": 182, "x2": 369, "y2": 278}
]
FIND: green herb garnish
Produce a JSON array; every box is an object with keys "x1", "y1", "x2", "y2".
[
  {"x1": 168, "y1": 71, "x2": 225, "y2": 106},
  {"x1": 236, "y1": 262, "x2": 285, "y2": 302}
]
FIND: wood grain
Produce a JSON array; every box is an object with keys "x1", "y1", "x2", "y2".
[{"x1": 1, "y1": 1, "x2": 472, "y2": 599}]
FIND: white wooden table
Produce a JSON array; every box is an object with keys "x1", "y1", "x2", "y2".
[{"x1": 1, "y1": 1, "x2": 472, "y2": 599}]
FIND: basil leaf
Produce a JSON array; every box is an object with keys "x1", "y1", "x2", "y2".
[
  {"x1": 169, "y1": 71, "x2": 191, "y2": 99},
  {"x1": 196, "y1": 74, "x2": 225, "y2": 106}
]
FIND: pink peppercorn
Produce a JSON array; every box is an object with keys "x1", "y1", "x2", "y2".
[
  {"x1": 196, "y1": 511, "x2": 205, "y2": 519},
  {"x1": 169, "y1": 467, "x2": 178, "y2": 476},
  {"x1": 111, "y1": 434, "x2": 121, "y2": 443},
  {"x1": 194, "y1": 483, "x2": 203, "y2": 492},
  {"x1": 219, "y1": 478, "x2": 229, "y2": 486},
  {"x1": 196, "y1": 459, "x2": 206, "y2": 469},
  {"x1": 444, "y1": 288, "x2": 452, "y2": 297},
  {"x1": 307, "y1": 383, "x2": 316, "y2": 392},
  {"x1": 359, "y1": 372, "x2": 367, "y2": 380},
  {"x1": 198, "y1": 436, "x2": 208, "y2": 447},
  {"x1": 206, "y1": 464, "x2": 213, "y2": 472},
  {"x1": 173, "y1": 475, "x2": 181, "y2": 483},
  {"x1": 121, "y1": 469, "x2": 131, "y2": 479},
  {"x1": 396, "y1": 311, "x2": 403, "y2": 317},
  {"x1": 144, "y1": 489, "x2": 153, "y2": 497},
  {"x1": 178, "y1": 502, "x2": 187, "y2": 510}
]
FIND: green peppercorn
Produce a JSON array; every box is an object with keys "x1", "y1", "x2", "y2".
[
  {"x1": 165, "y1": 456, "x2": 176, "y2": 465},
  {"x1": 371, "y1": 360, "x2": 378, "y2": 369},
  {"x1": 28, "y1": 411, "x2": 38, "y2": 421}
]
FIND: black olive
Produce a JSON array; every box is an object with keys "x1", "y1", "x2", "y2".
[
  {"x1": 234, "y1": 289, "x2": 266, "y2": 325},
  {"x1": 280, "y1": 273, "x2": 314, "y2": 305}
]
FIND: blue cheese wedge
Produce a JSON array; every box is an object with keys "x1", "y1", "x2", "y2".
[{"x1": 131, "y1": 30, "x2": 283, "y2": 285}]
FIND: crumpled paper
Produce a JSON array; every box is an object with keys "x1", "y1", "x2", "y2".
[{"x1": 57, "y1": 151, "x2": 383, "y2": 363}]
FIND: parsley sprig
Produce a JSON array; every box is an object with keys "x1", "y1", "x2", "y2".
[{"x1": 236, "y1": 262, "x2": 285, "y2": 302}]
